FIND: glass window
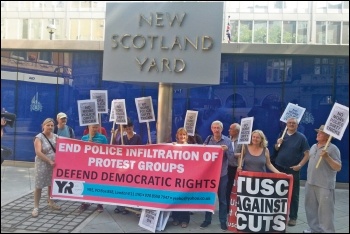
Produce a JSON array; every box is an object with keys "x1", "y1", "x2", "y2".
[
  {"x1": 80, "y1": 1, "x2": 92, "y2": 9},
  {"x1": 254, "y1": 1, "x2": 268, "y2": 13},
  {"x1": 316, "y1": 21, "x2": 327, "y2": 44},
  {"x1": 80, "y1": 19, "x2": 91, "y2": 40},
  {"x1": 1, "y1": 18, "x2": 5, "y2": 39},
  {"x1": 240, "y1": 2, "x2": 254, "y2": 13},
  {"x1": 92, "y1": 19, "x2": 104, "y2": 40},
  {"x1": 283, "y1": 1, "x2": 297, "y2": 13},
  {"x1": 344, "y1": 1, "x2": 349, "y2": 10},
  {"x1": 30, "y1": 19, "x2": 42, "y2": 40},
  {"x1": 70, "y1": 1, "x2": 79, "y2": 9},
  {"x1": 297, "y1": 1, "x2": 309, "y2": 13},
  {"x1": 327, "y1": 1, "x2": 342, "y2": 12},
  {"x1": 316, "y1": 1, "x2": 327, "y2": 13},
  {"x1": 7, "y1": 1, "x2": 19, "y2": 11},
  {"x1": 38, "y1": 52, "x2": 52, "y2": 64},
  {"x1": 31, "y1": 1, "x2": 44, "y2": 10},
  {"x1": 268, "y1": 21, "x2": 282, "y2": 43},
  {"x1": 231, "y1": 21, "x2": 239, "y2": 43},
  {"x1": 53, "y1": 19, "x2": 65, "y2": 40},
  {"x1": 253, "y1": 21, "x2": 267, "y2": 43},
  {"x1": 7, "y1": 19, "x2": 18, "y2": 39},
  {"x1": 21, "y1": 19, "x2": 29, "y2": 39},
  {"x1": 342, "y1": 22, "x2": 349, "y2": 44},
  {"x1": 11, "y1": 51, "x2": 27, "y2": 60},
  {"x1": 327, "y1": 22, "x2": 341, "y2": 44},
  {"x1": 226, "y1": 1, "x2": 240, "y2": 12},
  {"x1": 297, "y1": 21, "x2": 308, "y2": 44},
  {"x1": 283, "y1": 21, "x2": 296, "y2": 43},
  {"x1": 19, "y1": 1, "x2": 30, "y2": 10},
  {"x1": 239, "y1": 21, "x2": 252, "y2": 43},
  {"x1": 70, "y1": 19, "x2": 79, "y2": 40}
]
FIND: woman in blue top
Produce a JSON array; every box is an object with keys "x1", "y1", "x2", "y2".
[{"x1": 239, "y1": 130, "x2": 281, "y2": 173}]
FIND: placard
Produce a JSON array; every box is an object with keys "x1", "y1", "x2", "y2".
[
  {"x1": 135, "y1": 96, "x2": 155, "y2": 123},
  {"x1": 109, "y1": 99, "x2": 128, "y2": 125},
  {"x1": 90, "y1": 90, "x2": 108, "y2": 113},
  {"x1": 77, "y1": 99, "x2": 99, "y2": 126},
  {"x1": 184, "y1": 110, "x2": 198, "y2": 136},
  {"x1": 238, "y1": 117, "x2": 254, "y2": 144},
  {"x1": 324, "y1": 102, "x2": 349, "y2": 140},
  {"x1": 279, "y1": 103, "x2": 306, "y2": 123}
]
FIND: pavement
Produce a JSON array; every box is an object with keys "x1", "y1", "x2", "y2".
[{"x1": 1, "y1": 161, "x2": 349, "y2": 233}]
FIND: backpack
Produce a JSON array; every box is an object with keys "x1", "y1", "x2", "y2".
[{"x1": 54, "y1": 125, "x2": 73, "y2": 138}]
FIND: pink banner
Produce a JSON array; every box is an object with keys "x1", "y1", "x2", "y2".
[
  {"x1": 51, "y1": 138, "x2": 223, "y2": 212},
  {"x1": 228, "y1": 171, "x2": 293, "y2": 233}
]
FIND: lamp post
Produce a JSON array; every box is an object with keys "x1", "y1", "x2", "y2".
[{"x1": 46, "y1": 24, "x2": 56, "y2": 40}]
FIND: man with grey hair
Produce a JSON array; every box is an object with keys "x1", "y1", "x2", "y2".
[
  {"x1": 274, "y1": 117, "x2": 310, "y2": 226},
  {"x1": 226, "y1": 123, "x2": 242, "y2": 214},
  {"x1": 200, "y1": 120, "x2": 234, "y2": 231}
]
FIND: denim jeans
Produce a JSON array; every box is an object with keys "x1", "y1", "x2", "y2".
[{"x1": 204, "y1": 174, "x2": 228, "y2": 224}]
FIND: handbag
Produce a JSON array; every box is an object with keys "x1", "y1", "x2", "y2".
[{"x1": 41, "y1": 133, "x2": 56, "y2": 153}]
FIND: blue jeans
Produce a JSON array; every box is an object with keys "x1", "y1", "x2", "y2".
[{"x1": 204, "y1": 174, "x2": 228, "y2": 224}]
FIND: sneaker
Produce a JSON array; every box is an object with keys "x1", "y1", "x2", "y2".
[
  {"x1": 303, "y1": 230, "x2": 312, "y2": 233},
  {"x1": 200, "y1": 221, "x2": 211, "y2": 229},
  {"x1": 78, "y1": 203, "x2": 90, "y2": 212},
  {"x1": 97, "y1": 204, "x2": 104, "y2": 213},
  {"x1": 288, "y1": 219, "x2": 296, "y2": 226},
  {"x1": 220, "y1": 222, "x2": 227, "y2": 231}
]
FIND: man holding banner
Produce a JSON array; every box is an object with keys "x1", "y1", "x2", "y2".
[
  {"x1": 304, "y1": 125, "x2": 341, "y2": 233},
  {"x1": 274, "y1": 117, "x2": 310, "y2": 226},
  {"x1": 200, "y1": 120, "x2": 234, "y2": 231}
]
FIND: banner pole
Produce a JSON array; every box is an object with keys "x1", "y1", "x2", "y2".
[{"x1": 277, "y1": 126, "x2": 288, "y2": 147}]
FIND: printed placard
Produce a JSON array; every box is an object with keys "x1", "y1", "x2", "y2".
[
  {"x1": 184, "y1": 110, "x2": 198, "y2": 136},
  {"x1": 77, "y1": 99, "x2": 99, "y2": 126},
  {"x1": 280, "y1": 103, "x2": 306, "y2": 123},
  {"x1": 238, "y1": 117, "x2": 254, "y2": 144},
  {"x1": 90, "y1": 90, "x2": 108, "y2": 113},
  {"x1": 135, "y1": 96, "x2": 155, "y2": 123},
  {"x1": 324, "y1": 102, "x2": 349, "y2": 140},
  {"x1": 110, "y1": 99, "x2": 128, "y2": 125},
  {"x1": 138, "y1": 209, "x2": 160, "y2": 233}
]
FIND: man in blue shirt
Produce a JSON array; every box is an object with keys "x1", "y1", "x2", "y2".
[
  {"x1": 54, "y1": 112, "x2": 75, "y2": 138},
  {"x1": 274, "y1": 117, "x2": 310, "y2": 226},
  {"x1": 79, "y1": 123, "x2": 107, "y2": 212},
  {"x1": 200, "y1": 120, "x2": 234, "y2": 231}
]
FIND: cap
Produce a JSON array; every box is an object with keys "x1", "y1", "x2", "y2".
[
  {"x1": 57, "y1": 112, "x2": 67, "y2": 119},
  {"x1": 315, "y1": 125, "x2": 327, "y2": 133}
]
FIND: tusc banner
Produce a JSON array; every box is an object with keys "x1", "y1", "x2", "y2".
[
  {"x1": 228, "y1": 171, "x2": 293, "y2": 233},
  {"x1": 51, "y1": 138, "x2": 223, "y2": 212}
]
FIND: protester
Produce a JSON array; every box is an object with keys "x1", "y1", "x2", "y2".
[
  {"x1": 79, "y1": 123, "x2": 108, "y2": 213},
  {"x1": 83, "y1": 125, "x2": 108, "y2": 138},
  {"x1": 171, "y1": 127, "x2": 191, "y2": 228},
  {"x1": 114, "y1": 118, "x2": 142, "y2": 215},
  {"x1": 226, "y1": 123, "x2": 242, "y2": 213},
  {"x1": 200, "y1": 120, "x2": 234, "y2": 231},
  {"x1": 273, "y1": 117, "x2": 310, "y2": 226},
  {"x1": 187, "y1": 130, "x2": 203, "y2": 144},
  {"x1": 32, "y1": 118, "x2": 61, "y2": 217},
  {"x1": 238, "y1": 130, "x2": 281, "y2": 173},
  {"x1": 54, "y1": 112, "x2": 75, "y2": 138},
  {"x1": 1, "y1": 110, "x2": 16, "y2": 164},
  {"x1": 303, "y1": 125, "x2": 341, "y2": 233}
]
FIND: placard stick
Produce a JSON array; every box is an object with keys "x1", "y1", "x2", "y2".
[
  {"x1": 110, "y1": 120, "x2": 116, "y2": 145},
  {"x1": 147, "y1": 122, "x2": 152, "y2": 144},
  {"x1": 315, "y1": 136, "x2": 333, "y2": 168},
  {"x1": 120, "y1": 124, "x2": 124, "y2": 145},
  {"x1": 277, "y1": 126, "x2": 288, "y2": 147},
  {"x1": 98, "y1": 113, "x2": 102, "y2": 134},
  {"x1": 238, "y1": 145, "x2": 245, "y2": 168}
]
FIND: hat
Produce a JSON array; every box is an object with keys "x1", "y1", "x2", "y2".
[
  {"x1": 315, "y1": 125, "x2": 327, "y2": 133},
  {"x1": 57, "y1": 112, "x2": 67, "y2": 119}
]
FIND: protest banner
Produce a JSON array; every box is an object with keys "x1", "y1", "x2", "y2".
[
  {"x1": 184, "y1": 110, "x2": 198, "y2": 136},
  {"x1": 278, "y1": 103, "x2": 306, "y2": 147},
  {"x1": 228, "y1": 171, "x2": 293, "y2": 233},
  {"x1": 51, "y1": 138, "x2": 223, "y2": 212},
  {"x1": 135, "y1": 96, "x2": 155, "y2": 144},
  {"x1": 316, "y1": 102, "x2": 349, "y2": 168},
  {"x1": 77, "y1": 99, "x2": 99, "y2": 126},
  {"x1": 90, "y1": 90, "x2": 108, "y2": 113}
]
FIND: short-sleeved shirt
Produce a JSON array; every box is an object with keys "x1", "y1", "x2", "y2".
[
  {"x1": 275, "y1": 131, "x2": 310, "y2": 168},
  {"x1": 307, "y1": 143, "x2": 341, "y2": 189},
  {"x1": 119, "y1": 133, "x2": 142, "y2": 145},
  {"x1": 56, "y1": 125, "x2": 75, "y2": 138},
  {"x1": 81, "y1": 132, "x2": 108, "y2": 144}
]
